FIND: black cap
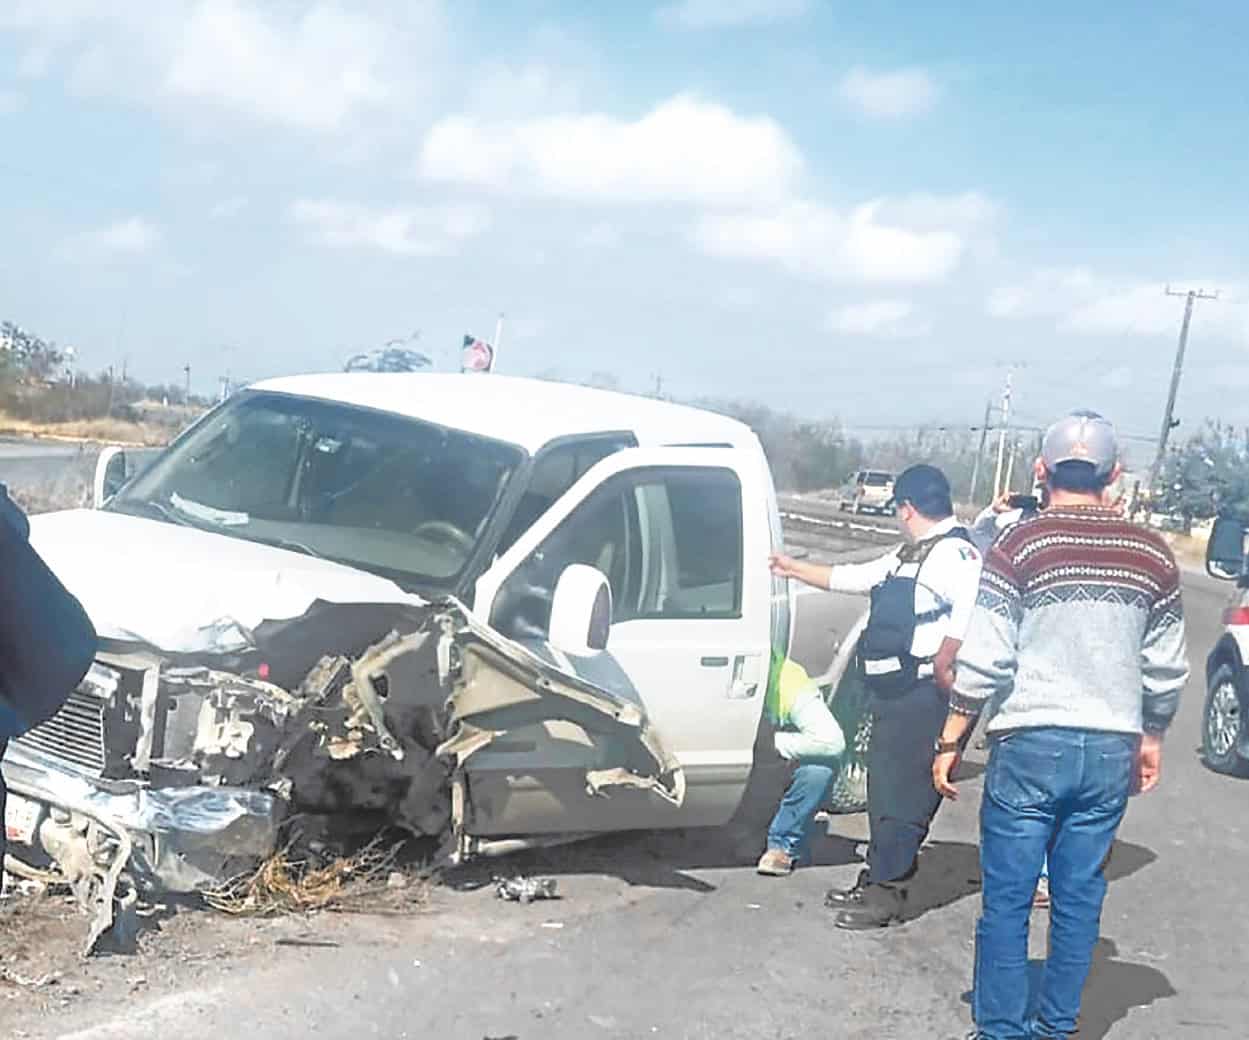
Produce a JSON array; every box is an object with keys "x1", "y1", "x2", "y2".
[{"x1": 891, "y1": 464, "x2": 953, "y2": 519}]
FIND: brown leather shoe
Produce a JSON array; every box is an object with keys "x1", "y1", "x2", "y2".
[{"x1": 756, "y1": 848, "x2": 795, "y2": 876}]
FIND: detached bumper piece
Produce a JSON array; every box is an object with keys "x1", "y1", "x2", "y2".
[{"x1": 3, "y1": 743, "x2": 281, "y2": 952}]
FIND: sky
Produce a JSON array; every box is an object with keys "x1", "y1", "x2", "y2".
[{"x1": 2, "y1": 0, "x2": 1248, "y2": 456}]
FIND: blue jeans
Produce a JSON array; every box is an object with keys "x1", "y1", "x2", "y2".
[
  {"x1": 973, "y1": 727, "x2": 1136, "y2": 1040},
  {"x1": 766, "y1": 693, "x2": 843, "y2": 860}
]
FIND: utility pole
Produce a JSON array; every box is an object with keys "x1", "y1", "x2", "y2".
[
  {"x1": 969, "y1": 398, "x2": 993, "y2": 504},
  {"x1": 992, "y1": 368, "x2": 1016, "y2": 500},
  {"x1": 1148, "y1": 286, "x2": 1218, "y2": 497},
  {"x1": 183, "y1": 364, "x2": 191, "y2": 403},
  {"x1": 1004, "y1": 434, "x2": 1021, "y2": 494}
]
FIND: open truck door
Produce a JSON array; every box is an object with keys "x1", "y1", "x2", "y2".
[{"x1": 467, "y1": 447, "x2": 771, "y2": 838}]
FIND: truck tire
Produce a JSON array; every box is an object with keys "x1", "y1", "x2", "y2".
[{"x1": 1203, "y1": 663, "x2": 1249, "y2": 777}]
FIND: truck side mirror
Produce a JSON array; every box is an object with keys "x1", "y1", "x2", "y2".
[
  {"x1": 93, "y1": 447, "x2": 128, "y2": 508},
  {"x1": 1207, "y1": 516, "x2": 1245, "y2": 581},
  {"x1": 548, "y1": 564, "x2": 612, "y2": 656}
]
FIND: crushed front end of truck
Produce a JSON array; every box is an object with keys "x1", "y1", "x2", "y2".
[{"x1": 1, "y1": 600, "x2": 683, "y2": 952}]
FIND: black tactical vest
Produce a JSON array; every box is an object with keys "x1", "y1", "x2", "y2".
[{"x1": 856, "y1": 526, "x2": 973, "y2": 697}]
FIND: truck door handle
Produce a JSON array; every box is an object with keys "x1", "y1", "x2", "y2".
[
  {"x1": 728, "y1": 654, "x2": 761, "y2": 699},
  {"x1": 700, "y1": 656, "x2": 729, "y2": 667}
]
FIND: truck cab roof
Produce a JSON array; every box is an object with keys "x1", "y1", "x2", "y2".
[{"x1": 252, "y1": 373, "x2": 756, "y2": 455}]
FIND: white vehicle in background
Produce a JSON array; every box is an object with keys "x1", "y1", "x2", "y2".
[
  {"x1": 3, "y1": 374, "x2": 868, "y2": 945},
  {"x1": 1203, "y1": 516, "x2": 1249, "y2": 776},
  {"x1": 840, "y1": 469, "x2": 896, "y2": 515}
]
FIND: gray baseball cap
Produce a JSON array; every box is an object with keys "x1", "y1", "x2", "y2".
[{"x1": 1041, "y1": 410, "x2": 1119, "y2": 477}]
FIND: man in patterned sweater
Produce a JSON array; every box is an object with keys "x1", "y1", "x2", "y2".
[{"x1": 931, "y1": 411, "x2": 1189, "y2": 1040}]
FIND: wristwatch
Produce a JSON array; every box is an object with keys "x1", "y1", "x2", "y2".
[{"x1": 934, "y1": 739, "x2": 961, "y2": 754}]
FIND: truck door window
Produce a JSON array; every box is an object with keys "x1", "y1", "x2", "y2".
[
  {"x1": 635, "y1": 470, "x2": 742, "y2": 619},
  {"x1": 491, "y1": 466, "x2": 742, "y2": 642},
  {"x1": 497, "y1": 436, "x2": 634, "y2": 554}
]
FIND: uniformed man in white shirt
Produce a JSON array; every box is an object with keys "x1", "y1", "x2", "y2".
[{"x1": 770, "y1": 464, "x2": 982, "y2": 929}]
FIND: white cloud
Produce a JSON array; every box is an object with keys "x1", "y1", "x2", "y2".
[
  {"x1": 61, "y1": 217, "x2": 162, "y2": 258},
  {"x1": 692, "y1": 198, "x2": 967, "y2": 284},
  {"x1": 989, "y1": 267, "x2": 1244, "y2": 344},
  {"x1": 163, "y1": 1, "x2": 393, "y2": 132},
  {"x1": 656, "y1": 0, "x2": 811, "y2": 28},
  {"x1": 988, "y1": 268, "x2": 1249, "y2": 342},
  {"x1": 1, "y1": 1, "x2": 444, "y2": 133},
  {"x1": 827, "y1": 299, "x2": 929, "y2": 338},
  {"x1": 877, "y1": 191, "x2": 999, "y2": 231},
  {"x1": 418, "y1": 95, "x2": 802, "y2": 206},
  {"x1": 0, "y1": 89, "x2": 22, "y2": 114},
  {"x1": 462, "y1": 61, "x2": 582, "y2": 120},
  {"x1": 840, "y1": 67, "x2": 939, "y2": 119},
  {"x1": 290, "y1": 199, "x2": 490, "y2": 256},
  {"x1": 986, "y1": 267, "x2": 1099, "y2": 319},
  {"x1": 209, "y1": 196, "x2": 248, "y2": 219}
]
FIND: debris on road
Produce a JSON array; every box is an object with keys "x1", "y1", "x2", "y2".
[
  {"x1": 494, "y1": 875, "x2": 559, "y2": 903},
  {"x1": 0, "y1": 966, "x2": 61, "y2": 990},
  {"x1": 202, "y1": 838, "x2": 426, "y2": 917}
]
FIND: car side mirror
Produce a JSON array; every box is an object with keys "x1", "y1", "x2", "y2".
[
  {"x1": 1207, "y1": 516, "x2": 1245, "y2": 581},
  {"x1": 548, "y1": 564, "x2": 612, "y2": 656},
  {"x1": 93, "y1": 447, "x2": 128, "y2": 508}
]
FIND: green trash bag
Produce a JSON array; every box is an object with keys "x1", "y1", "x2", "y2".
[{"x1": 821, "y1": 661, "x2": 874, "y2": 814}]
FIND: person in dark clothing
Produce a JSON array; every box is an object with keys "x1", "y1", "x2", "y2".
[{"x1": 770, "y1": 465, "x2": 982, "y2": 928}]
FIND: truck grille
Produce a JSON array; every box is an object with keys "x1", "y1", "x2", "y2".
[{"x1": 13, "y1": 664, "x2": 119, "y2": 775}]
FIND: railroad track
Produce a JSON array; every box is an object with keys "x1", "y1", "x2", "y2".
[{"x1": 778, "y1": 494, "x2": 901, "y2": 562}]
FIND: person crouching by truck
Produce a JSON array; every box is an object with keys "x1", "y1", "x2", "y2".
[
  {"x1": 755, "y1": 656, "x2": 846, "y2": 876},
  {"x1": 769, "y1": 465, "x2": 982, "y2": 929}
]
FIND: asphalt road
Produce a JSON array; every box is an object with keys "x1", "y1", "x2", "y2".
[
  {"x1": 11, "y1": 568, "x2": 1241, "y2": 1040},
  {"x1": 0, "y1": 438, "x2": 96, "y2": 492},
  {"x1": 0, "y1": 438, "x2": 160, "y2": 508}
]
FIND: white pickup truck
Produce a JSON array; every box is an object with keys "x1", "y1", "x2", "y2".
[{"x1": 2, "y1": 374, "x2": 866, "y2": 940}]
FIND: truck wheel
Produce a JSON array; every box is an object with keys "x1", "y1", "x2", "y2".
[{"x1": 1203, "y1": 663, "x2": 1249, "y2": 777}]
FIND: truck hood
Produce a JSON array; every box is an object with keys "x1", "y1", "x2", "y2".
[{"x1": 29, "y1": 509, "x2": 423, "y2": 655}]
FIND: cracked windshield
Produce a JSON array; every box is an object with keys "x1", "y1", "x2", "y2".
[{"x1": 110, "y1": 391, "x2": 521, "y2": 587}]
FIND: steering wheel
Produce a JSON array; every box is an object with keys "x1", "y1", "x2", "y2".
[{"x1": 412, "y1": 520, "x2": 475, "y2": 553}]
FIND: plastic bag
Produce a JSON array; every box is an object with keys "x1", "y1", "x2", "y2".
[{"x1": 822, "y1": 660, "x2": 873, "y2": 814}]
